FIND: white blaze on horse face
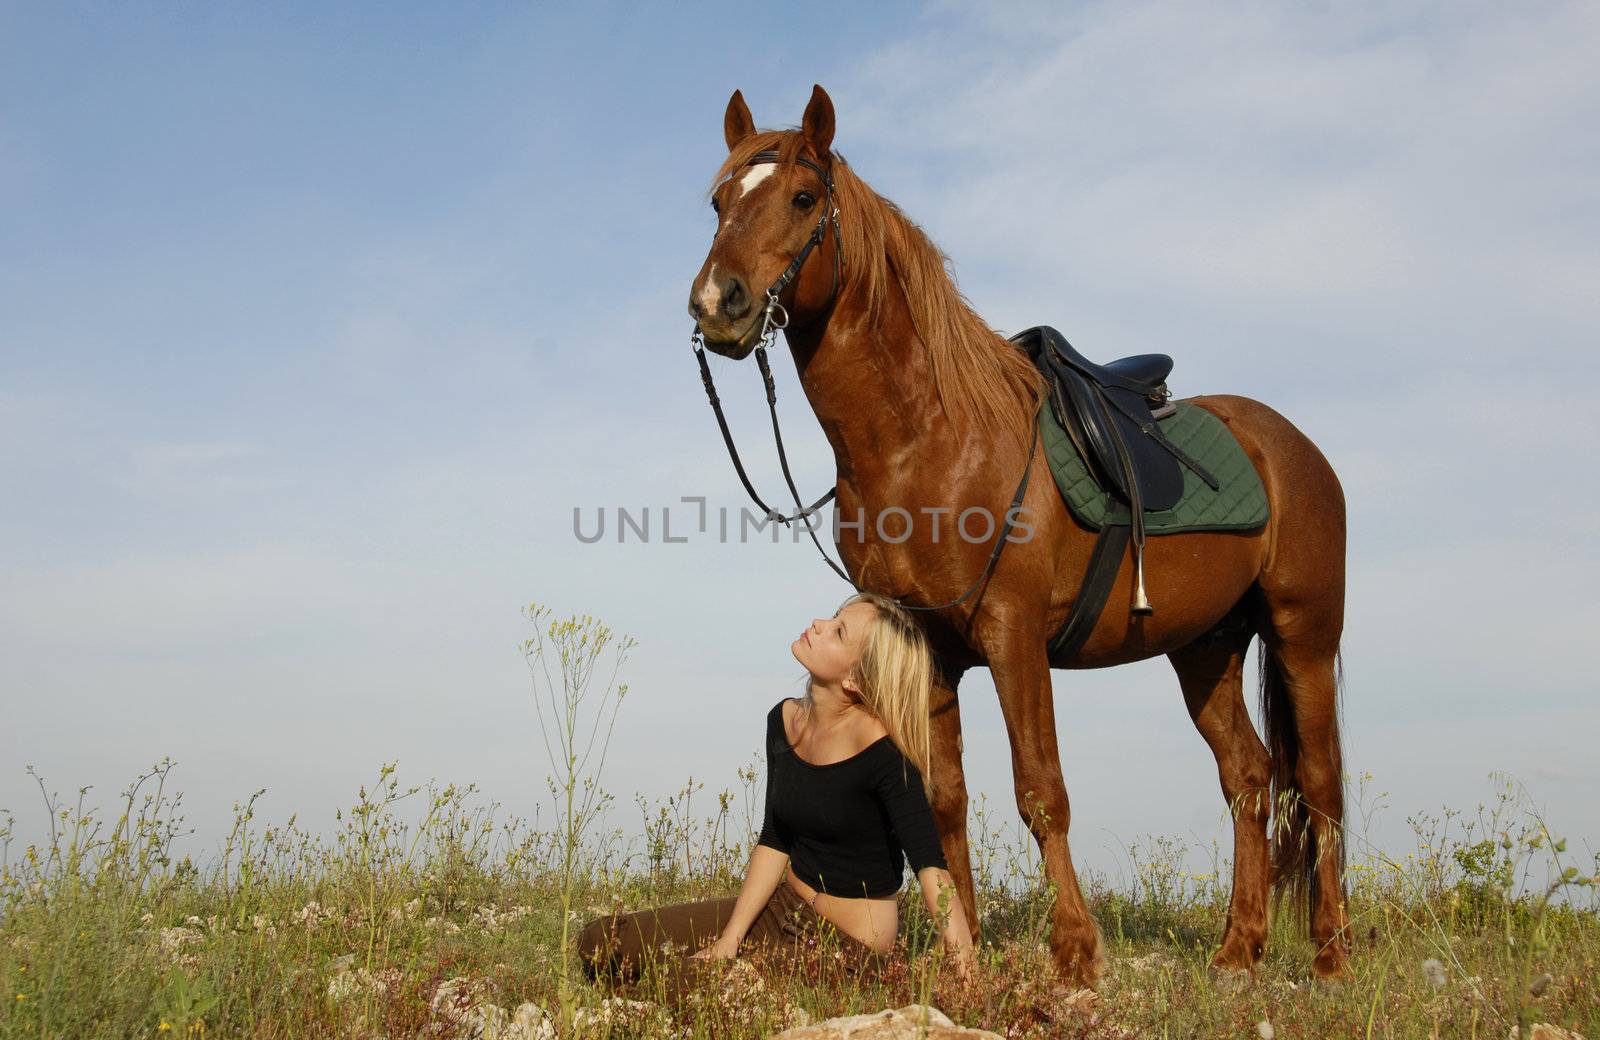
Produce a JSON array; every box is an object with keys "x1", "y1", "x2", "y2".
[
  {"x1": 736, "y1": 163, "x2": 776, "y2": 198},
  {"x1": 697, "y1": 263, "x2": 721, "y2": 315}
]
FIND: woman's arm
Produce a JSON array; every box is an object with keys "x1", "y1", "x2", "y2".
[
  {"x1": 698, "y1": 710, "x2": 792, "y2": 959},
  {"x1": 866, "y1": 755, "x2": 975, "y2": 974},
  {"x1": 693, "y1": 844, "x2": 790, "y2": 958},
  {"x1": 871, "y1": 756, "x2": 972, "y2": 972},
  {"x1": 918, "y1": 865, "x2": 976, "y2": 974}
]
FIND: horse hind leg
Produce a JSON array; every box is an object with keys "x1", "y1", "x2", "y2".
[
  {"x1": 1254, "y1": 477, "x2": 1350, "y2": 976},
  {"x1": 1167, "y1": 610, "x2": 1272, "y2": 974},
  {"x1": 1223, "y1": 388, "x2": 1352, "y2": 977},
  {"x1": 1260, "y1": 630, "x2": 1351, "y2": 979}
]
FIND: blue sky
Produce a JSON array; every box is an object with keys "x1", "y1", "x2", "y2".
[{"x1": 3, "y1": 2, "x2": 1597, "y2": 882}]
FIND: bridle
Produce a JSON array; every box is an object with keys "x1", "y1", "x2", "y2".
[
  {"x1": 691, "y1": 150, "x2": 842, "y2": 529},
  {"x1": 689, "y1": 148, "x2": 1040, "y2": 615},
  {"x1": 726, "y1": 149, "x2": 845, "y2": 342}
]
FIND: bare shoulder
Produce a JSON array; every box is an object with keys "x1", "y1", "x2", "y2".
[
  {"x1": 858, "y1": 712, "x2": 889, "y2": 744},
  {"x1": 847, "y1": 710, "x2": 890, "y2": 761},
  {"x1": 781, "y1": 699, "x2": 888, "y2": 756}
]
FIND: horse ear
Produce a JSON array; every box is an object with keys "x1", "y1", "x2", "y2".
[
  {"x1": 801, "y1": 84, "x2": 835, "y2": 156},
  {"x1": 724, "y1": 89, "x2": 756, "y2": 151}
]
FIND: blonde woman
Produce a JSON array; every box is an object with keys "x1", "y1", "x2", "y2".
[{"x1": 578, "y1": 591, "x2": 976, "y2": 990}]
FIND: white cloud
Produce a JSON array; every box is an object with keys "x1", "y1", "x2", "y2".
[{"x1": 832, "y1": 2, "x2": 1600, "y2": 358}]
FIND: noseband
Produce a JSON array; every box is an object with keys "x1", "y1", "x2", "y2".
[{"x1": 689, "y1": 149, "x2": 1039, "y2": 616}]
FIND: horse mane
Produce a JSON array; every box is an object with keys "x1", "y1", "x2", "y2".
[{"x1": 709, "y1": 130, "x2": 1046, "y2": 449}]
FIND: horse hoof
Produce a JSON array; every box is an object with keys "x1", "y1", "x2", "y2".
[
  {"x1": 1051, "y1": 942, "x2": 1106, "y2": 990},
  {"x1": 1207, "y1": 960, "x2": 1253, "y2": 992},
  {"x1": 1310, "y1": 949, "x2": 1352, "y2": 984}
]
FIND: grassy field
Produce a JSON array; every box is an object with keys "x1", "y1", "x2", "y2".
[
  {"x1": 1, "y1": 757, "x2": 1595, "y2": 1040},
  {"x1": 4, "y1": 611, "x2": 1595, "y2": 1038}
]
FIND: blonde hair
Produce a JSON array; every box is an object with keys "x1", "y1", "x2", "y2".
[{"x1": 802, "y1": 591, "x2": 937, "y2": 798}]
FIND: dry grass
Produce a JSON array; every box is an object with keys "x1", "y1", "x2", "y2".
[
  {"x1": 1, "y1": 760, "x2": 1595, "y2": 1039},
  {"x1": 4, "y1": 607, "x2": 1595, "y2": 1037}
]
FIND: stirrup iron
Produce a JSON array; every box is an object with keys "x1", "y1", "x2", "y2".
[{"x1": 1131, "y1": 545, "x2": 1154, "y2": 616}]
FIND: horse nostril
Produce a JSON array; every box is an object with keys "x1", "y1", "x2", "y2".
[{"x1": 723, "y1": 277, "x2": 749, "y2": 320}]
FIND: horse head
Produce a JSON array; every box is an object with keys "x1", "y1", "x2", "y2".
[{"x1": 688, "y1": 85, "x2": 843, "y2": 359}]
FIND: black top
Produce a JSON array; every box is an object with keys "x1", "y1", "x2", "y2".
[{"x1": 756, "y1": 699, "x2": 947, "y2": 898}]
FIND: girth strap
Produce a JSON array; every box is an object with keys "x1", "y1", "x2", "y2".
[{"x1": 1047, "y1": 497, "x2": 1132, "y2": 663}]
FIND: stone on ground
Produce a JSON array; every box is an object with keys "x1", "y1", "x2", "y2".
[{"x1": 768, "y1": 1004, "x2": 1001, "y2": 1040}]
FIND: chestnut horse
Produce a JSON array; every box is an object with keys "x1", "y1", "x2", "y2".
[{"x1": 687, "y1": 85, "x2": 1349, "y2": 985}]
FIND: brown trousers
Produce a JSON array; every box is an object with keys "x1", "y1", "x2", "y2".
[{"x1": 577, "y1": 883, "x2": 888, "y2": 1001}]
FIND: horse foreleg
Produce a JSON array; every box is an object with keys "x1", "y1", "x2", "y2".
[
  {"x1": 926, "y1": 673, "x2": 979, "y2": 943},
  {"x1": 989, "y1": 640, "x2": 1103, "y2": 987},
  {"x1": 1169, "y1": 626, "x2": 1271, "y2": 973}
]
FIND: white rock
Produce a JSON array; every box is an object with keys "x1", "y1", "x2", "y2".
[{"x1": 768, "y1": 1004, "x2": 998, "y2": 1039}]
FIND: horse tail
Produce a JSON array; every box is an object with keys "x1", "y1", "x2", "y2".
[{"x1": 1258, "y1": 638, "x2": 1316, "y2": 932}]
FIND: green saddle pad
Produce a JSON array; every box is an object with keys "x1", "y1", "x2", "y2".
[{"x1": 1038, "y1": 400, "x2": 1269, "y2": 534}]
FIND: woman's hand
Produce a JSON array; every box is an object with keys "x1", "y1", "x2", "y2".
[
  {"x1": 690, "y1": 933, "x2": 741, "y2": 961},
  {"x1": 947, "y1": 940, "x2": 976, "y2": 982},
  {"x1": 917, "y1": 866, "x2": 976, "y2": 980}
]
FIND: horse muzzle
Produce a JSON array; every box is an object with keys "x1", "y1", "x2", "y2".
[{"x1": 694, "y1": 315, "x2": 764, "y2": 359}]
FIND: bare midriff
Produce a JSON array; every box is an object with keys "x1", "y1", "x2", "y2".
[{"x1": 784, "y1": 870, "x2": 899, "y2": 954}]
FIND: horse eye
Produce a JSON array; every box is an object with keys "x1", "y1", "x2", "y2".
[
  {"x1": 711, "y1": 199, "x2": 720, "y2": 214},
  {"x1": 793, "y1": 191, "x2": 816, "y2": 210}
]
